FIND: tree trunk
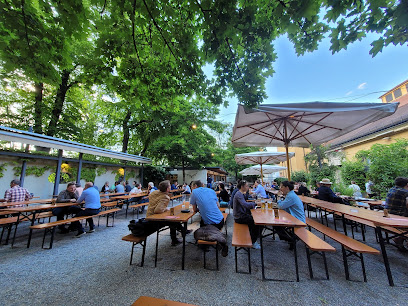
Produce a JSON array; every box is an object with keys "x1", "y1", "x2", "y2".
[
  {"x1": 182, "y1": 159, "x2": 185, "y2": 183},
  {"x1": 122, "y1": 109, "x2": 132, "y2": 153},
  {"x1": 46, "y1": 70, "x2": 71, "y2": 137},
  {"x1": 33, "y1": 82, "x2": 43, "y2": 134}
]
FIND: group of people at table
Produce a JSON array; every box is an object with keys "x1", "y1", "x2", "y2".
[{"x1": 1, "y1": 175, "x2": 407, "y2": 251}]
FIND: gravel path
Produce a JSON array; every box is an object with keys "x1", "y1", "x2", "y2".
[{"x1": 1, "y1": 209, "x2": 408, "y2": 306}]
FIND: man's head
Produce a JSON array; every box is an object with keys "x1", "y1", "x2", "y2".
[
  {"x1": 158, "y1": 180, "x2": 170, "y2": 193},
  {"x1": 319, "y1": 178, "x2": 333, "y2": 187},
  {"x1": 10, "y1": 179, "x2": 20, "y2": 188},
  {"x1": 254, "y1": 180, "x2": 261, "y2": 187},
  {"x1": 395, "y1": 177, "x2": 408, "y2": 189},
  {"x1": 105, "y1": 181, "x2": 109, "y2": 186},
  {"x1": 136, "y1": 183, "x2": 142, "y2": 189},
  {"x1": 237, "y1": 180, "x2": 248, "y2": 192},
  {"x1": 192, "y1": 180, "x2": 203, "y2": 190},
  {"x1": 280, "y1": 181, "x2": 295, "y2": 195},
  {"x1": 84, "y1": 182, "x2": 93, "y2": 190},
  {"x1": 66, "y1": 182, "x2": 76, "y2": 193},
  {"x1": 148, "y1": 182, "x2": 154, "y2": 188},
  {"x1": 219, "y1": 183, "x2": 225, "y2": 190},
  {"x1": 351, "y1": 181, "x2": 356, "y2": 185}
]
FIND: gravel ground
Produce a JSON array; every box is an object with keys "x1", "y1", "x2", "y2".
[{"x1": 1, "y1": 208, "x2": 408, "y2": 306}]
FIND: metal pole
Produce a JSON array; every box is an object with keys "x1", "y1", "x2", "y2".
[
  {"x1": 141, "y1": 164, "x2": 144, "y2": 187},
  {"x1": 20, "y1": 160, "x2": 27, "y2": 187},
  {"x1": 76, "y1": 153, "x2": 83, "y2": 184},
  {"x1": 53, "y1": 149, "x2": 63, "y2": 196},
  {"x1": 284, "y1": 120, "x2": 291, "y2": 181}
]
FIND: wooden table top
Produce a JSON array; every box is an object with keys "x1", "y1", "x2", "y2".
[
  {"x1": 145, "y1": 203, "x2": 195, "y2": 223},
  {"x1": 251, "y1": 209, "x2": 306, "y2": 227},
  {"x1": 0, "y1": 198, "x2": 54, "y2": 207},
  {"x1": 1, "y1": 202, "x2": 81, "y2": 213},
  {"x1": 112, "y1": 193, "x2": 147, "y2": 200},
  {"x1": 132, "y1": 296, "x2": 197, "y2": 306},
  {"x1": 299, "y1": 195, "x2": 408, "y2": 228}
]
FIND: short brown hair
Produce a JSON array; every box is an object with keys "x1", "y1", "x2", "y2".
[
  {"x1": 192, "y1": 180, "x2": 203, "y2": 188},
  {"x1": 158, "y1": 180, "x2": 170, "y2": 192}
]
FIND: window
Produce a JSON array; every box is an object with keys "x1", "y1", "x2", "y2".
[
  {"x1": 385, "y1": 93, "x2": 393, "y2": 102},
  {"x1": 394, "y1": 88, "x2": 402, "y2": 98}
]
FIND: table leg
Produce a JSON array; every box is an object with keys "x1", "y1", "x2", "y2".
[
  {"x1": 260, "y1": 227, "x2": 265, "y2": 280},
  {"x1": 11, "y1": 213, "x2": 21, "y2": 248},
  {"x1": 27, "y1": 212, "x2": 37, "y2": 248},
  {"x1": 376, "y1": 227, "x2": 394, "y2": 286},
  {"x1": 182, "y1": 222, "x2": 187, "y2": 270},
  {"x1": 341, "y1": 214, "x2": 348, "y2": 236},
  {"x1": 292, "y1": 228, "x2": 299, "y2": 282}
]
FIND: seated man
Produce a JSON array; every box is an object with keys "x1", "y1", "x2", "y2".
[
  {"x1": 190, "y1": 180, "x2": 224, "y2": 229},
  {"x1": 71, "y1": 182, "x2": 101, "y2": 237},
  {"x1": 115, "y1": 181, "x2": 125, "y2": 193},
  {"x1": 233, "y1": 180, "x2": 260, "y2": 249},
  {"x1": 1, "y1": 179, "x2": 32, "y2": 207},
  {"x1": 52, "y1": 182, "x2": 79, "y2": 234},
  {"x1": 146, "y1": 180, "x2": 187, "y2": 246},
  {"x1": 251, "y1": 180, "x2": 268, "y2": 199},
  {"x1": 318, "y1": 178, "x2": 345, "y2": 204},
  {"x1": 297, "y1": 182, "x2": 310, "y2": 196},
  {"x1": 349, "y1": 181, "x2": 363, "y2": 198},
  {"x1": 182, "y1": 182, "x2": 191, "y2": 194},
  {"x1": 277, "y1": 181, "x2": 306, "y2": 249},
  {"x1": 385, "y1": 177, "x2": 408, "y2": 251}
]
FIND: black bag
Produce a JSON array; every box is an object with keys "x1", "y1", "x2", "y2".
[{"x1": 128, "y1": 219, "x2": 155, "y2": 237}]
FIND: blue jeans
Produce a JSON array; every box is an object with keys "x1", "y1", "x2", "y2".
[{"x1": 72, "y1": 208, "x2": 100, "y2": 232}]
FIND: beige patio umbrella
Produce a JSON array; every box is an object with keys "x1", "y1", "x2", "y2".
[
  {"x1": 232, "y1": 102, "x2": 399, "y2": 180},
  {"x1": 235, "y1": 151, "x2": 294, "y2": 183},
  {"x1": 239, "y1": 164, "x2": 287, "y2": 177}
]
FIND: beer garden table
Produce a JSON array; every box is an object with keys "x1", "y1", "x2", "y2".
[
  {"x1": 145, "y1": 204, "x2": 195, "y2": 270},
  {"x1": 251, "y1": 208, "x2": 306, "y2": 281},
  {"x1": 299, "y1": 195, "x2": 408, "y2": 286}
]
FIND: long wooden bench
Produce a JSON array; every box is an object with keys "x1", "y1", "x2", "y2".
[
  {"x1": 132, "y1": 296, "x2": 197, "y2": 306},
  {"x1": 232, "y1": 222, "x2": 252, "y2": 274},
  {"x1": 122, "y1": 234, "x2": 147, "y2": 266},
  {"x1": 97, "y1": 208, "x2": 121, "y2": 227},
  {"x1": 294, "y1": 227, "x2": 335, "y2": 280},
  {"x1": 0, "y1": 217, "x2": 20, "y2": 245},
  {"x1": 128, "y1": 202, "x2": 150, "y2": 219},
  {"x1": 306, "y1": 217, "x2": 380, "y2": 282},
  {"x1": 30, "y1": 209, "x2": 120, "y2": 249},
  {"x1": 196, "y1": 212, "x2": 229, "y2": 270}
]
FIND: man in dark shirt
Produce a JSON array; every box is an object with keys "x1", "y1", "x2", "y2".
[
  {"x1": 318, "y1": 178, "x2": 344, "y2": 204},
  {"x1": 385, "y1": 177, "x2": 408, "y2": 216},
  {"x1": 385, "y1": 177, "x2": 408, "y2": 251},
  {"x1": 52, "y1": 182, "x2": 79, "y2": 234}
]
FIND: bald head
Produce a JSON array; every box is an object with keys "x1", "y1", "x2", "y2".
[{"x1": 84, "y1": 182, "x2": 93, "y2": 189}]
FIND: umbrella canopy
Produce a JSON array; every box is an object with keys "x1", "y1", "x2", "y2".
[
  {"x1": 235, "y1": 151, "x2": 295, "y2": 165},
  {"x1": 235, "y1": 151, "x2": 294, "y2": 183},
  {"x1": 240, "y1": 165, "x2": 287, "y2": 176},
  {"x1": 232, "y1": 102, "x2": 399, "y2": 180}
]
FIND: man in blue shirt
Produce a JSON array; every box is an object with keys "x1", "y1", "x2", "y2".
[
  {"x1": 276, "y1": 181, "x2": 306, "y2": 249},
  {"x1": 190, "y1": 180, "x2": 224, "y2": 229},
  {"x1": 71, "y1": 182, "x2": 101, "y2": 237},
  {"x1": 115, "y1": 181, "x2": 125, "y2": 193},
  {"x1": 252, "y1": 180, "x2": 268, "y2": 198}
]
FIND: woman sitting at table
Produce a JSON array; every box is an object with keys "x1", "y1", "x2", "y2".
[
  {"x1": 218, "y1": 183, "x2": 230, "y2": 208},
  {"x1": 233, "y1": 180, "x2": 261, "y2": 249}
]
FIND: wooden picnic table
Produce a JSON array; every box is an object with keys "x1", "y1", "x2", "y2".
[
  {"x1": 100, "y1": 191, "x2": 129, "y2": 197},
  {"x1": 0, "y1": 198, "x2": 54, "y2": 207},
  {"x1": 251, "y1": 208, "x2": 306, "y2": 281},
  {"x1": 146, "y1": 203, "x2": 195, "y2": 270},
  {"x1": 2, "y1": 202, "x2": 83, "y2": 248},
  {"x1": 132, "y1": 296, "x2": 197, "y2": 306},
  {"x1": 299, "y1": 195, "x2": 408, "y2": 286}
]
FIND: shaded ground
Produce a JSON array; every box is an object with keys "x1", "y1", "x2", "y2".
[{"x1": 1, "y1": 207, "x2": 408, "y2": 306}]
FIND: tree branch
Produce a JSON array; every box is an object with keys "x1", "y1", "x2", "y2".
[
  {"x1": 131, "y1": 0, "x2": 144, "y2": 73},
  {"x1": 20, "y1": 0, "x2": 31, "y2": 51},
  {"x1": 128, "y1": 119, "x2": 153, "y2": 129}
]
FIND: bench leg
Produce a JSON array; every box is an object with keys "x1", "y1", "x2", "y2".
[
  {"x1": 11, "y1": 214, "x2": 21, "y2": 248},
  {"x1": 5, "y1": 224, "x2": 13, "y2": 245},
  {"x1": 306, "y1": 248, "x2": 314, "y2": 279},
  {"x1": 235, "y1": 247, "x2": 238, "y2": 273},
  {"x1": 361, "y1": 224, "x2": 366, "y2": 241},
  {"x1": 293, "y1": 235, "x2": 299, "y2": 282},
  {"x1": 376, "y1": 227, "x2": 394, "y2": 286},
  {"x1": 141, "y1": 239, "x2": 146, "y2": 267},
  {"x1": 248, "y1": 247, "x2": 251, "y2": 274},
  {"x1": 155, "y1": 229, "x2": 159, "y2": 268},
  {"x1": 216, "y1": 243, "x2": 219, "y2": 271},
  {"x1": 130, "y1": 242, "x2": 135, "y2": 265},
  {"x1": 203, "y1": 247, "x2": 207, "y2": 269},
  {"x1": 341, "y1": 246, "x2": 350, "y2": 280}
]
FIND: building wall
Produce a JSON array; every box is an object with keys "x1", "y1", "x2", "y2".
[
  {"x1": 277, "y1": 146, "x2": 310, "y2": 178},
  {"x1": 339, "y1": 129, "x2": 408, "y2": 160},
  {"x1": 380, "y1": 80, "x2": 408, "y2": 104},
  {"x1": 168, "y1": 169, "x2": 207, "y2": 184},
  {"x1": 0, "y1": 156, "x2": 139, "y2": 199}
]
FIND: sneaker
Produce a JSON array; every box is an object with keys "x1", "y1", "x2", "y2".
[
  {"x1": 252, "y1": 241, "x2": 261, "y2": 249},
  {"x1": 221, "y1": 245, "x2": 229, "y2": 257},
  {"x1": 75, "y1": 231, "x2": 86, "y2": 238},
  {"x1": 171, "y1": 239, "x2": 182, "y2": 246},
  {"x1": 87, "y1": 229, "x2": 95, "y2": 233}
]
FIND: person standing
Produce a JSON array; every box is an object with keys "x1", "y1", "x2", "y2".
[
  {"x1": 52, "y1": 182, "x2": 79, "y2": 234},
  {"x1": 190, "y1": 180, "x2": 224, "y2": 229},
  {"x1": 71, "y1": 182, "x2": 101, "y2": 237},
  {"x1": 233, "y1": 180, "x2": 260, "y2": 249},
  {"x1": 365, "y1": 180, "x2": 375, "y2": 198},
  {"x1": 1, "y1": 179, "x2": 32, "y2": 207},
  {"x1": 349, "y1": 181, "x2": 363, "y2": 198}
]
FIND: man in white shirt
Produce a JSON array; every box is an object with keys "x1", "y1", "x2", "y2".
[{"x1": 349, "y1": 181, "x2": 362, "y2": 198}]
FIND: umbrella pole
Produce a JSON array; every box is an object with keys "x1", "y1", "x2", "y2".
[
  {"x1": 285, "y1": 143, "x2": 291, "y2": 181},
  {"x1": 260, "y1": 163, "x2": 264, "y2": 184}
]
